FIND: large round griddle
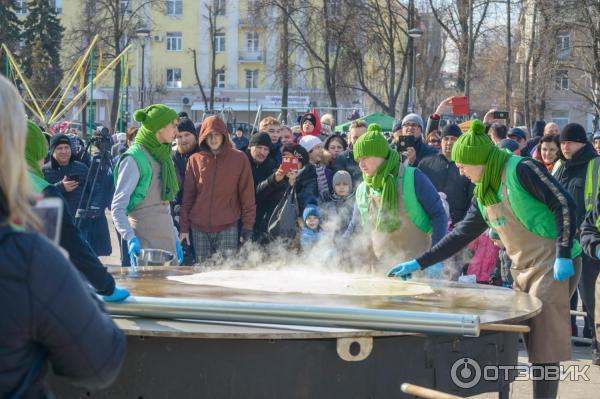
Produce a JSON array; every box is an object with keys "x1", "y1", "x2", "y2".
[{"x1": 109, "y1": 266, "x2": 541, "y2": 338}]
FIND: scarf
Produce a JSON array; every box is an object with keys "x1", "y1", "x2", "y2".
[
  {"x1": 315, "y1": 164, "x2": 331, "y2": 201},
  {"x1": 363, "y1": 149, "x2": 401, "y2": 232},
  {"x1": 475, "y1": 148, "x2": 510, "y2": 207},
  {"x1": 134, "y1": 126, "x2": 179, "y2": 202}
]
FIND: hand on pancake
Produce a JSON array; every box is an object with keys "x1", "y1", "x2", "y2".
[
  {"x1": 387, "y1": 259, "x2": 421, "y2": 280},
  {"x1": 128, "y1": 237, "x2": 141, "y2": 267}
]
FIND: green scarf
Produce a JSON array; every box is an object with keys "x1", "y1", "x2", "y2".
[
  {"x1": 363, "y1": 149, "x2": 401, "y2": 232},
  {"x1": 134, "y1": 126, "x2": 179, "y2": 202},
  {"x1": 475, "y1": 147, "x2": 510, "y2": 207}
]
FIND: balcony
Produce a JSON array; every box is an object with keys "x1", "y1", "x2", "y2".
[
  {"x1": 239, "y1": 15, "x2": 265, "y2": 27},
  {"x1": 239, "y1": 50, "x2": 265, "y2": 63}
]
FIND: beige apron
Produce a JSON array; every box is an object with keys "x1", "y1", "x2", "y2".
[
  {"x1": 128, "y1": 147, "x2": 177, "y2": 257},
  {"x1": 486, "y1": 172, "x2": 570, "y2": 364},
  {"x1": 368, "y1": 164, "x2": 431, "y2": 273}
]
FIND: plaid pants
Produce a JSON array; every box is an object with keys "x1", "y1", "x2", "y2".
[{"x1": 192, "y1": 225, "x2": 239, "y2": 264}]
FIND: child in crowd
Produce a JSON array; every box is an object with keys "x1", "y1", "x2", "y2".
[
  {"x1": 323, "y1": 170, "x2": 355, "y2": 234},
  {"x1": 300, "y1": 203, "x2": 322, "y2": 250}
]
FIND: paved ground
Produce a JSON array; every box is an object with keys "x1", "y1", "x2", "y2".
[{"x1": 100, "y1": 212, "x2": 600, "y2": 398}]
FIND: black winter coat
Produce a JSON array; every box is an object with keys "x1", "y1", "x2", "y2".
[
  {"x1": 553, "y1": 143, "x2": 598, "y2": 231},
  {"x1": 413, "y1": 138, "x2": 439, "y2": 166},
  {"x1": 418, "y1": 154, "x2": 473, "y2": 225},
  {"x1": 334, "y1": 149, "x2": 362, "y2": 186},
  {"x1": 295, "y1": 164, "x2": 319, "y2": 213},
  {"x1": 0, "y1": 226, "x2": 125, "y2": 398},
  {"x1": 43, "y1": 157, "x2": 93, "y2": 217}
]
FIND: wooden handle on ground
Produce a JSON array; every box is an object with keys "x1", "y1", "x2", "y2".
[
  {"x1": 401, "y1": 383, "x2": 463, "y2": 399},
  {"x1": 480, "y1": 323, "x2": 530, "y2": 333}
]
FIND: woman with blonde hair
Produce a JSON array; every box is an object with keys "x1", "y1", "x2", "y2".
[{"x1": 0, "y1": 76, "x2": 125, "y2": 397}]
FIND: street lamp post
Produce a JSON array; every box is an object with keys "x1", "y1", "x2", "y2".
[
  {"x1": 136, "y1": 28, "x2": 151, "y2": 108},
  {"x1": 407, "y1": 27, "x2": 423, "y2": 113}
]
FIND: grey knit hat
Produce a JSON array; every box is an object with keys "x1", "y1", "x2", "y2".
[
  {"x1": 332, "y1": 170, "x2": 352, "y2": 188},
  {"x1": 401, "y1": 113, "x2": 424, "y2": 131}
]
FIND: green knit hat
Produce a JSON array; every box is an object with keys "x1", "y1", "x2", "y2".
[
  {"x1": 134, "y1": 104, "x2": 178, "y2": 133},
  {"x1": 25, "y1": 120, "x2": 48, "y2": 178},
  {"x1": 451, "y1": 119, "x2": 494, "y2": 165},
  {"x1": 353, "y1": 123, "x2": 390, "y2": 161}
]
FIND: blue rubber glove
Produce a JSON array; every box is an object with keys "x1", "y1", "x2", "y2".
[
  {"x1": 553, "y1": 257, "x2": 574, "y2": 282},
  {"x1": 103, "y1": 286, "x2": 130, "y2": 302},
  {"x1": 128, "y1": 237, "x2": 141, "y2": 267},
  {"x1": 387, "y1": 259, "x2": 421, "y2": 280},
  {"x1": 175, "y1": 241, "x2": 183, "y2": 266}
]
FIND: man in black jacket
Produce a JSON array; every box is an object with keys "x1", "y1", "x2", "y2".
[
  {"x1": 335, "y1": 119, "x2": 368, "y2": 185},
  {"x1": 246, "y1": 133, "x2": 295, "y2": 243},
  {"x1": 418, "y1": 124, "x2": 473, "y2": 226},
  {"x1": 392, "y1": 114, "x2": 438, "y2": 166},
  {"x1": 171, "y1": 116, "x2": 199, "y2": 264},
  {"x1": 554, "y1": 123, "x2": 600, "y2": 352}
]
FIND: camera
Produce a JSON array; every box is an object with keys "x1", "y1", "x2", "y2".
[{"x1": 91, "y1": 126, "x2": 112, "y2": 154}]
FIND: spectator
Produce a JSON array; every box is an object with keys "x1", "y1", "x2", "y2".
[
  {"x1": 545, "y1": 122, "x2": 561, "y2": 136},
  {"x1": 180, "y1": 116, "x2": 256, "y2": 262},
  {"x1": 300, "y1": 203, "x2": 322, "y2": 250},
  {"x1": 259, "y1": 116, "x2": 283, "y2": 165},
  {"x1": 171, "y1": 116, "x2": 199, "y2": 265},
  {"x1": 111, "y1": 132, "x2": 127, "y2": 158},
  {"x1": 418, "y1": 123, "x2": 473, "y2": 226},
  {"x1": 248, "y1": 133, "x2": 297, "y2": 243},
  {"x1": 508, "y1": 127, "x2": 529, "y2": 156},
  {"x1": 112, "y1": 104, "x2": 183, "y2": 266},
  {"x1": 43, "y1": 133, "x2": 93, "y2": 217},
  {"x1": 280, "y1": 125, "x2": 295, "y2": 147},
  {"x1": 322, "y1": 170, "x2": 355, "y2": 236},
  {"x1": 300, "y1": 110, "x2": 321, "y2": 138},
  {"x1": 351, "y1": 124, "x2": 447, "y2": 270},
  {"x1": 323, "y1": 134, "x2": 347, "y2": 169},
  {"x1": 498, "y1": 138, "x2": 521, "y2": 154},
  {"x1": 126, "y1": 126, "x2": 138, "y2": 147},
  {"x1": 232, "y1": 127, "x2": 249, "y2": 152},
  {"x1": 488, "y1": 123, "x2": 508, "y2": 145},
  {"x1": 0, "y1": 76, "x2": 125, "y2": 397},
  {"x1": 335, "y1": 119, "x2": 368, "y2": 185},
  {"x1": 393, "y1": 113, "x2": 438, "y2": 166},
  {"x1": 554, "y1": 123, "x2": 599, "y2": 345},
  {"x1": 593, "y1": 131, "x2": 600, "y2": 155},
  {"x1": 534, "y1": 134, "x2": 561, "y2": 171},
  {"x1": 426, "y1": 130, "x2": 441, "y2": 150},
  {"x1": 300, "y1": 135, "x2": 333, "y2": 202},
  {"x1": 282, "y1": 143, "x2": 318, "y2": 213},
  {"x1": 320, "y1": 113, "x2": 335, "y2": 137}
]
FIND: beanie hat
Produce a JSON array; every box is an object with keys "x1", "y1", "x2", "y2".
[
  {"x1": 441, "y1": 124, "x2": 462, "y2": 138},
  {"x1": 498, "y1": 138, "x2": 519, "y2": 153},
  {"x1": 177, "y1": 117, "x2": 197, "y2": 138},
  {"x1": 249, "y1": 132, "x2": 273, "y2": 150},
  {"x1": 353, "y1": 124, "x2": 390, "y2": 161},
  {"x1": 25, "y1": 120, "x2": 49, "y2": 178},
  {"x1": 559, "y1": 123, "x2": 588, "y2": 144},
  {"x1": 302, "y1": 203, "x2": 321, "y2": 221},
  {"x1": 451, "y1": 120, "x2": 495, "y2": 165},
  {"x1": 401, "y1": 113, "x2": 424, "y2": 131},
  {"x1": 178, "y1": 111, "x2": 189, "y2": 119},
  {"x1": 593, "y1": 131, "x2": 600, "y2": 141},
  {"x1": 332, "y1": 170, "x2": 352, "y2": 187},
  {"x1": 302, "y1": 113, "x2": 317, "y2": 127},
  {"x1": 299, "y1": 135, "x2": 322, "y2": 153},
  {"x1": 134, "y1": 104, "x2": 178, "y2": 134},
  {"x1": 49, "y1": 133, "x2": 72, "y2": 153},
  {"x1": 508, "y1": 127, "x2": 526, "y2": 140},
  {"x1": 282, "y1": 143, "x2": 309, "y2": 167}
]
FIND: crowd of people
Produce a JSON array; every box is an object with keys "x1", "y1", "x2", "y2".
[{"x1": 4, "y1": 62, "x2": 600, "y2": 396}]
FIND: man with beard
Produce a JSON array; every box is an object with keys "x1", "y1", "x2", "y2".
[{"x1": 171, "y1": 116, "x2": 199, "y2": 264}]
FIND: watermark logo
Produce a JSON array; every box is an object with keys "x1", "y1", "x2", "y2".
[{"x1": 450, "y1": 358, "x2": 590, "y2": 388}]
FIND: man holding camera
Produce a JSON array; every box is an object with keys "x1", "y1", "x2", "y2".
[{"x1": 392, "y1": 113, "x2": 438, "y2": 167}]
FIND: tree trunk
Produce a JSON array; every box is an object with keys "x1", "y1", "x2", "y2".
[
  {"x1": 523, "y1": 2, "x2": 537, "y2": 131},
  {"x1": 110, "y1": 58, "x2": 122, "y2": 132},
  {"x1": 464, "y1": 0, "x2": 474, "y2": 98},
  {"x1": 191, "y1": 49, "x2": 209, "y2": 111},
  {"x1": 505, "y1": 0, "x2": 511, "y2": 125},
  {"x1": 402, "y1": 0, "x2": 414, "y2": 116},
  {"x1": 280, "y1": 4, "x2": 290, "y2": 124}
]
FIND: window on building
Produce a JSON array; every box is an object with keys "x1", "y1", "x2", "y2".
[
  {"x1": 556, "y1": 32, "x2": 570, "y2": 60},
  {"x1": 216, "y1": 71, "x2": 225, "y2": 88},
  {"x1": 552, "y1": 110, "x2": 569, "y2": 129},
  {"x1": 246, "y1": 32, "x2": 260, "y2": 52},
  {"x1": 214, "y1": 0, "x2": 226, "y2": 15},
  {"x1": 166, "y1": 68, "x2": 182, "y2": 88},
  {"x1": 16, "y1": 0, "x2": 27, "y2": 15},
  {"x1": 214, "y1": 32, "x2": 226, "y2": 52},
  {"x1": 53, "y1": 0, "x2": 63, "y2": 15},
  {"x1": 326, "y1": 0, "x2": 342, "y2": 16},
  {"x1": 166, "y1": 0, "x2": 183, "y2": 16},
  {"x1": 555, "y1": 69, "x2": 569, "y2": 90},
  {"x1": 119, "y1": 0, "x2": 131, "y2": 15},
  {"x1": 166, "y1": 32, "x2": 182, "y2": 51},
  {"x1": 245, "y1": 69, "x2": 258, "y2": 89}
]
